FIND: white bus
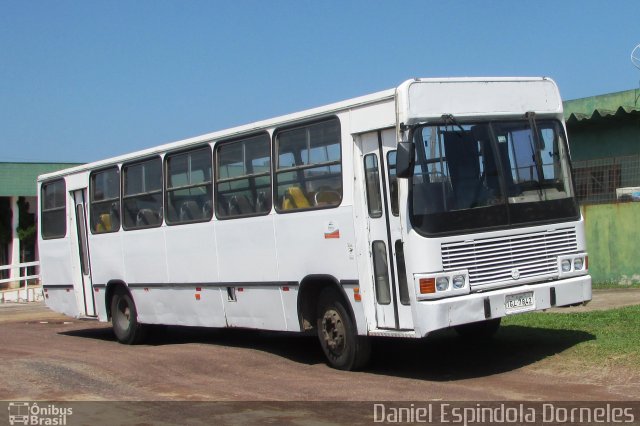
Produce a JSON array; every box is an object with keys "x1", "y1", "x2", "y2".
[{"x1": 38, "y1": 77, "x2": 591, "y2": 370}]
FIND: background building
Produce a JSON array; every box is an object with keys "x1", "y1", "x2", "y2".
[
  {"x1": 565, "y1": 89, "x2": 640, "y2": 284},
  {"x1": 565, "y1": 88, "x2": 640, "y2": 204}
]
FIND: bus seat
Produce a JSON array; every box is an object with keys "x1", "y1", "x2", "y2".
[
  {"x1": 202, "y1": 200, "x2": 213, "y2": 218},
  {"x1": 180, "y1": 200, "x2": 201, "y2": 221},
  {"x1": 96, "y1": 213, "x2": 111, "y2": 232},
  {"x1": 255, "y1": 191, "x2": 271, "y2": 213},
  {"x1": 314, "y1": 190, "x2": 341, "y2": 206},
  {"x1": 228, "y1": 195, "x2": 253, "y2": 215},
  {"x1": 217, "y1": 194, "x2": 229, "y2": 216},
  {"x1": 136, "y1": 209, "x2": 160, "y2": 227},
  {"x1": 282, "y1": 186, "x2": 311, "y2": 210},
  {"x1": 414, "y1": 181, "x2": 451, "y2": 214},
  {"x1": 110, "y1": 202, "x2": 120, "y2": 226}
]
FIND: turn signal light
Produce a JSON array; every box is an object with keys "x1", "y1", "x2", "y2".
[{"x1": 419, "y1": 278, "x2": 436, "y2": 294}]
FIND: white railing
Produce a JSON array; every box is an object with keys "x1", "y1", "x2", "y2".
[{"x1": 0, "y1": 261, "x2": 42, "y2": 303}]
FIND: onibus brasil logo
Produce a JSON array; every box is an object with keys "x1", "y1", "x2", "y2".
[{"x1": 8, "y1": 402, "x2": 72, "y2": 425}]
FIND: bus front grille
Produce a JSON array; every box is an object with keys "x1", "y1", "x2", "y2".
[{"x1": 441, "y1": 227, "x2": 578, "y2": 287}]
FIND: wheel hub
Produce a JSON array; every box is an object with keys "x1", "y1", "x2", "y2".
[
  {"x1": 321, "y1": 309, "x2": 345, "y2": 353},
  {"x1": 116, "y1": 299, "x2": 131, "y2": 329}
]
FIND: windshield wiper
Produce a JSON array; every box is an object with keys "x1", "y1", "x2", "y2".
[
  {"x1": 441, "y1": 114, "x2": 466, "y2": 136},
  {"x1": 524, "y1": 112, "x2": 546, "y2": 201}
]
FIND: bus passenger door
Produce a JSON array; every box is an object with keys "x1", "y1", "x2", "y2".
[
  {"x1": 70, "y1": 189, "x2": 96, "y2": 317},
  {"x1": 359, "y1": 130, "x2": 413, "y2": 330}
]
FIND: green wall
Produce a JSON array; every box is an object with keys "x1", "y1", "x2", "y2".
[
  {"x1": 568, "y1": 118, "x2": 640, "y2": 161},
  {"x1": 583, "y1": 202, "x2": 640, "y2": 284}
]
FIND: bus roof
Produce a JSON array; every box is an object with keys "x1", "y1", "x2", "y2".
[
  {"x1": 38, "y1": 86, "x2": 397, "y2": 182},
  {"x1": 38, "y1": 76, "x2": 554, "y2": 182}
]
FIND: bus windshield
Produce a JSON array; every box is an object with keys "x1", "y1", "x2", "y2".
[{"x1": 410, "y1": 118, "x2": 579, "y2": 235}]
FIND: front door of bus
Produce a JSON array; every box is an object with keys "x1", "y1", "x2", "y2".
[
  {"x1": 71, "y1": 189, "x2": 96, "y2": 317},
  {"x1": 360, "y1": 129, "x2": 413, "y2": 330}
]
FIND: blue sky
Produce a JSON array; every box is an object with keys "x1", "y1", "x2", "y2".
[{"x1": 1, "y1": 1, "x2": 639, "y2": 163}]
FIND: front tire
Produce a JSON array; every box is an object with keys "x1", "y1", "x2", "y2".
[
  {"x1": 316, "y1": 288, "x2": 371, "y2": 370},
  {"x1": 111, "y1": 289, "x2": 147, "y2": 345}
]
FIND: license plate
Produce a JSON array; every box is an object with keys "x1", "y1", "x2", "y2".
[{"x1": 505, "y1": 291, "x2": 535, "y2": 314}]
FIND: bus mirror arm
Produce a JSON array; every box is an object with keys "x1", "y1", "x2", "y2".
[{"x1": 396, "y1": 142, "x2": 415, "y2": 178}]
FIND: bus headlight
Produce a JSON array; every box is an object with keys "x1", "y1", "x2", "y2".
[
  {"x1": 414, "y1": 271, "x2": 469, "y2": 300},
  {"x1": 558, "y1": 253, "x2": 588, "y2": 278},
  {"x1": 452, "y1": 275, "x2": 465, "y2": 289},
  {"x1": 436, "y1": 277, "x2": 449, "y2": 291}
]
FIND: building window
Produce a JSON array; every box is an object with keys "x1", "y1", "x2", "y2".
[
  {"x1": 122, "y1": 157, "x2": 163, "y2": 230},
  {"x1": 574, "y1": 163, "x2": 621, "y2": 202},
  {"x1": 215, "y1": 134, "x2": 271, "y2": 219},
  {"x1": 165, "y1": 146, "x2": 213, "y2": 224},
  {"x1": 41, "y1": 179, "x2": 66, "y2": 239},
  {"x1": 90, "y1": 167, "x2": 121, "y2": 233},
  {"x1": 275, "y1": 118, "x2": 342, "y2": 212}
]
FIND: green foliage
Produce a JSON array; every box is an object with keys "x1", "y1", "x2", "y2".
[
  {"x1": 17, "y1": 224, "x2": 36, "y2": 242},
  {"x1": 16, "y1": 197, "x2": 35, "y2": 244},
  {"x1": 592, "y1": 282, "x2": 640, "y2": 289}
]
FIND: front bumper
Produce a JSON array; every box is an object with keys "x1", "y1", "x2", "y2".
[{"x1": 412, "y1": 275, "x2": 591, "y2": 337}]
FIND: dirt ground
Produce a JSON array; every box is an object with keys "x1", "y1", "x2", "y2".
[{"x1": 1, "y1": 289, "x2": 639, "y2": 424}]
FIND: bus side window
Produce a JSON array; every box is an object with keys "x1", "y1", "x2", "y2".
[
  {"x1": 122, "y1": 157, "x2": 163, "y2": 230},
  {"x1": 387, "y1": 151, "x2": 399, "y2": 216},
  {"x1": 165, "y1": 146, "x2": 213, "y2": 225},
  {"x1": 274, "y1": 118, "x2": 342, "y2": 212},
  {"x1": 215, "y1": 133, "x2": 271, "y2": 219},
  {"x1": 90, "y1": 167, "x2": 121, "y2": 234},
  {"x1": 363, "y1": 154, "x2": 382, "y2": 218}
]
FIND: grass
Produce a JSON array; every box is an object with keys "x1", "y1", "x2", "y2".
[
  {"x1": 592, "y1": 282, "x2": 640, "y2": 289},
  {"x1": 501, "y1": 305, "x2": 640, "y2": 375}
]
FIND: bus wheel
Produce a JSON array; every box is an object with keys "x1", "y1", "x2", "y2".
[
  {"x1": 111, "y1": 289, "x2": 147, "y2": 345},
  {"x1": 316, "y1": 289, "x2": 370, "y2": 370},
  {"x1": 454, "y1": 318, "x2": 501, "y2": 340}
]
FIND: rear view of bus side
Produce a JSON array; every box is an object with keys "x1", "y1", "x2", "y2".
[{"x1": 38, "y1": 78, "x2": 591, "y2": 370}]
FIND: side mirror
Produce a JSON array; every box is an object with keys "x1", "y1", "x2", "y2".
[{"x1": 396, "y1": 142, "x2": 415, "y2": 178}]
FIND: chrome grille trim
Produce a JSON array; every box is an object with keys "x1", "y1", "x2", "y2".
[{"x1": 441, "y1": 228, "x2": 578, "y2": 287}]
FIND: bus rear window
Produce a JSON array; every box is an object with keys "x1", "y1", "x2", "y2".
[{"x1": 41, "y1": 179, "x2": 66, "y2": 239}]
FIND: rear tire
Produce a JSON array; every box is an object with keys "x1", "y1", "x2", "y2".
[
  {"x1": 454, "y1": 318, "x2": 501, "y2": 340},
  {"x1": 111, "y1": 289, "x2": 147, "y2": 344},
  {"x1": 316, "y1": 288, "x2": 370, "y2": 370}
]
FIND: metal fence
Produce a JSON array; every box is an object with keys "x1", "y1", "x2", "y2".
[
  {"x1": 573, "y1": 154, "x2": 640, "y2": 205},
  {"x1": 0, "y1": 261, "x2": 42, "y2": 303}
]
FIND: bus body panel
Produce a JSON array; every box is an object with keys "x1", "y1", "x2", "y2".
[
  {"x1": 215, "y1": 215, "x2": 276, "y2": 283},
  {"x1": 273, "y1": 206, "x2": 358, "y2": 282},
  {"x1": 165, "y1": 221, "x2": 219, "y2": 283},
  {"x1": 122, "y1": 228, "x2": 168, "y2": 285},
  {"x1": 88, "y1": 232, "x2": 125, "y2": 288}
]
